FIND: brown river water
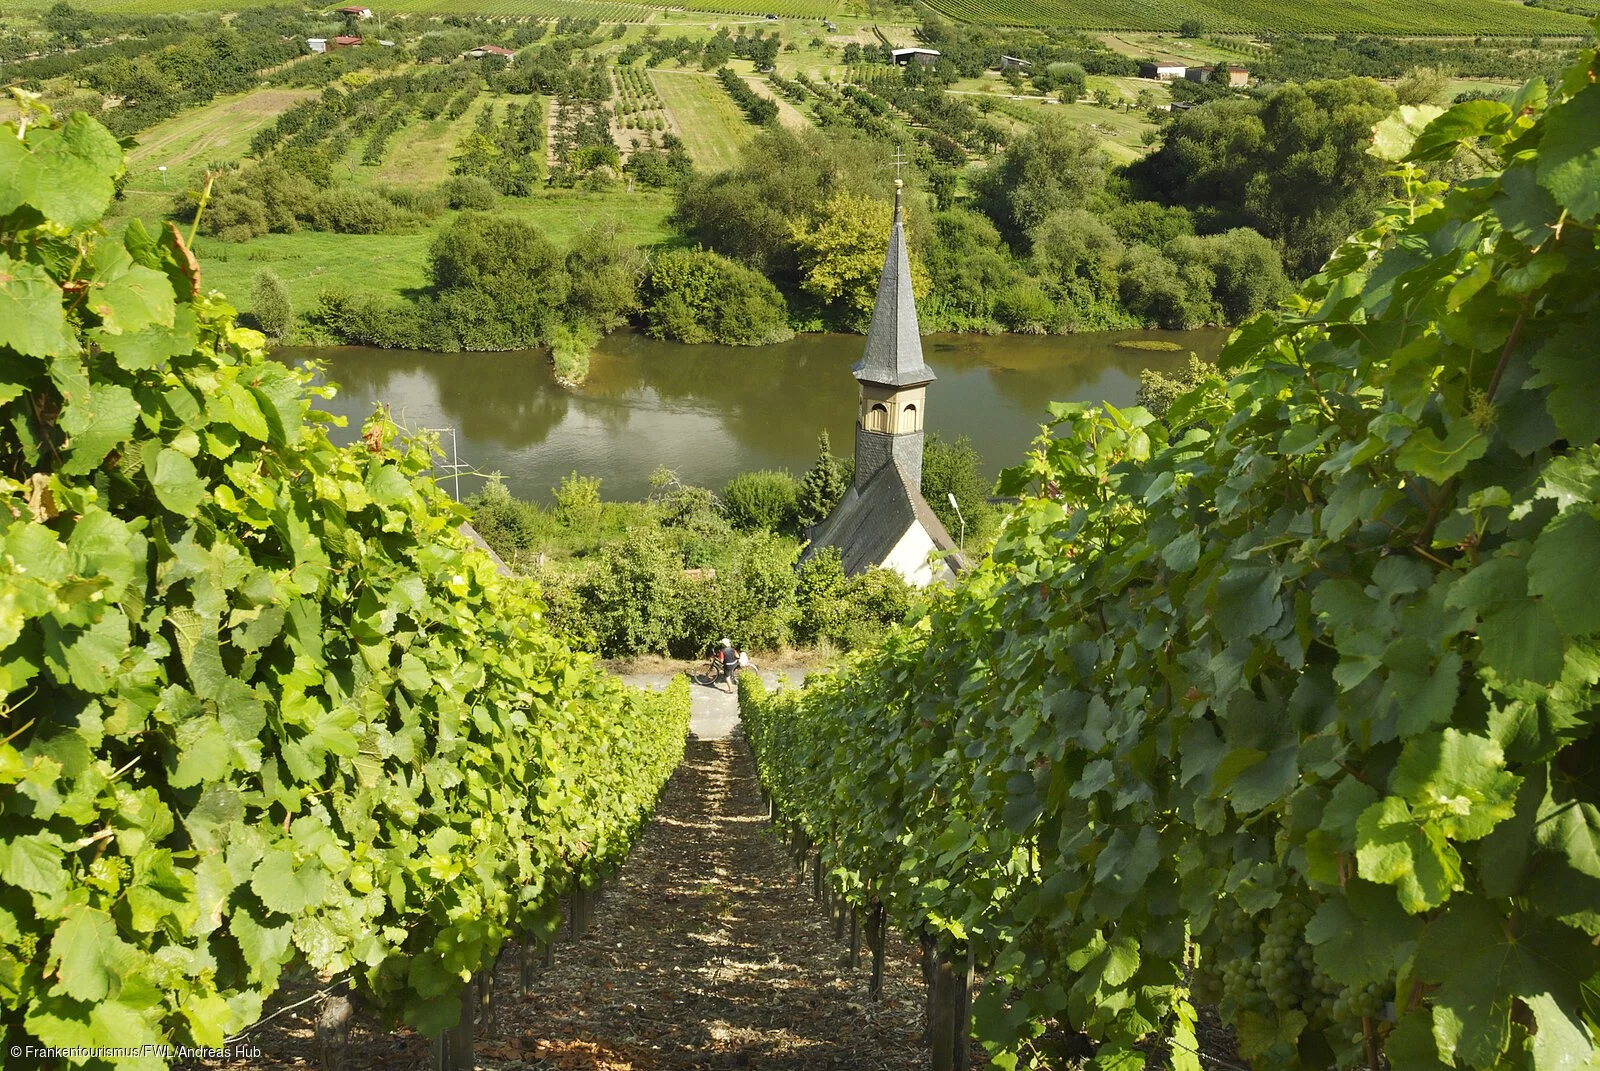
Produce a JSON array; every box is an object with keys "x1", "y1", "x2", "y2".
[{"x1": 276, "y1": 327, "x2": 1225, "y2": 502}]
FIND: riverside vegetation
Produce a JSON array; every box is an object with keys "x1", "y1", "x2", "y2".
[
  {"x1": 0, "y1": 95, "x2": 691, "y2": 1056},
  {"x1": 465, "y1": 430, "x2": 1000, "y2": 658},
  {"x1": 740, "y1": 32, "x2": 1600, "y2": 1071}
]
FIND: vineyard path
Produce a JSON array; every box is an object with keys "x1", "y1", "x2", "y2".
[{"x1": 463, "y1": 669, "x2": 933, "y2": 1070}]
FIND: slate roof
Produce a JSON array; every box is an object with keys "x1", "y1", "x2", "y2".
[
  {"x1": 852, "y1": 183, "x2": 936, "y2": 389},
  {"x1": 802, "y1": 462, "x2": 959, "y2": 577}
]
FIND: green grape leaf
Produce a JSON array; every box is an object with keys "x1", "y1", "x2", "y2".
[
  {"x1": 0, "y1": 833, "x2": 68, "y2": 896},
  {"x1": 1371, "y1": 104, "x2": 1445, "y2": 162},
  {"x1": 1527, "y1": 508, "x2": 1600, "y2": 635},
  {"x1": 1211, "y1": 566, "x2": 1282, "y2": 641},
  {"x1": 58, "y1": 382, "x2": 138, "y2": 475},
  {"x1": 1407, "y1": 100, "x2": 1509, "y2": 161},
  {"x1": 1307, "y1": 880, "x2": 1421, "y2": 987},
  {"x1": 250, "y1": 850, "x2": 328, "y2": 916},
  {"x1": 1479, "y1": 596, "x2": 1563, "y2": 684},
  {"x1": 1535, "y1": 83, "x2": 1600, "y2": 222},
  {"x1": 1395, "y1": 415, "x2": 1488, "y2": 483},
  {"x1": 1355, "y1": 796, "x2": 1463, "y2": 913},
  {"x1": 1417, "y1": 896, "x2": 1595, "y2": 1069},
  {"x1": 150, "y1": 447, "x2": 206, "y2": 515},
  {"x1": 229, "y1": 906, "x2": 294, "y2": 986},
  {"x1": 1529, "y1": 322, "x2": 1600, "y2": 446},
  {"x1": 1391, "y1": 729, "x2": 1519, "y2": 841},
  {"x1": 88, "y1": 243, "x2": 175, "y2": 336},
  {"x1": 0, "y1": 252, "x2": 77, "y2": 357},
  {"x1": 0, "y1": 113, "x2": 122, "y2": 230},
  {"x1": 47, "y1": 905, "x2": 119, "y2": 1002}
]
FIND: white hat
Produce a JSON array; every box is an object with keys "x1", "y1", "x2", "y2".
[{"x1": 720, "y1": 638, "x2": 731, "y2": 647}]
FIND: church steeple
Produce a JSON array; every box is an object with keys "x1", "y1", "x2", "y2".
[
  {"x1": 850, "y1": 180, "x2": 933, "y2": 491},
  {"x1": 852, "y1": 181, "x2": 937, "y2": 389}
]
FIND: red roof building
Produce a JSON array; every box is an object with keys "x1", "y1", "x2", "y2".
[{"x1": 331, "y1": 34, "x2": 362, "y2": 47}]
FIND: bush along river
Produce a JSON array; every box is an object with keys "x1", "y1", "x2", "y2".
[{"x1": 276, "y1": 328, "x2": 1226, "y2": 502}]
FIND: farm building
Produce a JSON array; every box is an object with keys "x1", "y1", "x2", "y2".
[
  {"x1": 307, "y1": 37, "x2": 328, "y2": 52},
  {"x1": 891, "y1": 47, "x2": 941, "y2": 67},
  {"x1": 336, "y1": 5, "x2": 372, "y2": 17},
  {"x1": 1186, "y1": 65, "x2": 1214, "y2": 82},
  {"x1": 801, "y1": 181, "x2": 961, "y2": 588},
  {"x1": 1139, "y1": 61, "x2": 1188, "y2": 80},
  {"x1": 999, "y1": 55, "x2": 1031, "y2": 69},
  {"x1": 330, "y1": 35, "x2": 362, "y2": 48},
  {"x1": 1222, "y1": 65, "x2": 1249, "y2": 86},
  {"x1": 463, "y1": 44, "x2": 516, "y2": 61}
]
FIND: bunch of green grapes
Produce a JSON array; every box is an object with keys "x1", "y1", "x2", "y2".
[
  {"x1": 1255, "y1": 899, "x2": 1314, "y2": 1011},
  {"x1": 1329, "y1": 981, "x2": 1386, "y2": 1026}
]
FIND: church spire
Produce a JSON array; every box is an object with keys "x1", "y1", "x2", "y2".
[{"x1": 852, "y1": 180, "x2": 936, "y2": 389}]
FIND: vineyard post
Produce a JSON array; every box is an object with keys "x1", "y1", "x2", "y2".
[
  {"x1": 920, "y1": 932, "x2": 936, "y2": 1046},
  {"x1": 813, "y1": 853, "x2": 824, "y2": 902},
  {"x1": 477, "y1": 966, "x2": 495, "y2": 1030},
  {"x1": 869, "y1": 901, "x2": 886, "y2": 1000},
  {"x1": 849, "y1": 905, "x2": 862, "y2": 968},
  {"x1": 930, "y1": 949, "x2": 960, "y2": 1071},
  {"x1": 835, "y1": 895, "x2": 847, "y2": 940},
  {"x1": 518, "y1": 936, "x2": 535, "y2": 997},
  {"x1": 314, "y1": 993, "x2": 353, "y2": 1071},
  {"x1": 955, "y1": 945, "x2": 974, "y2": 1071}
]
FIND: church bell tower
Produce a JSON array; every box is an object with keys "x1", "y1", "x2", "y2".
[{"x1": 851, "y1": 179, "x2": 936, "y2": 491}]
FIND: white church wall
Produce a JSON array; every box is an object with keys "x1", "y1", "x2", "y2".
[{"x1": 882, "y1": 522, "x2": 952, "y2": 587}]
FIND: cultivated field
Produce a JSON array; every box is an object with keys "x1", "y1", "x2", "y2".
[
  {"x1": 919, "y1": 0, "x2": 1591, "y2": 33},
  {"x1": 650, "y1": 68, "x2": 757, "y2": 171},
  {"x1": 2, "y1": 0, "x2": 1586, "y2": 32}
]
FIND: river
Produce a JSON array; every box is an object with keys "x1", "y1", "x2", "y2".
[{"x1": 276, "y1": 328, "x2": 1226, "y2": 503}]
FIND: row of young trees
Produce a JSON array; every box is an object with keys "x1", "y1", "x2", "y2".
[
  {"x1": 738, "y1": 47, "x2": 1600, "y2": 1071},
  {"x1": 0, "y1": 104, "x2": 693, "y2": 1056}
]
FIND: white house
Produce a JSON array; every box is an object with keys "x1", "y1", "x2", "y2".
[{"x1": 800, "y1": 181, "x2": 960, "y2": 588}]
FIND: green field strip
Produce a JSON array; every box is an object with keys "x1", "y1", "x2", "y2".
[
  {"x1": 650, "y1": 67, "x2": 757, "y2": 172},
  {"x1": 919, "y1": 0, "x2": 1590, "y2": 35}
]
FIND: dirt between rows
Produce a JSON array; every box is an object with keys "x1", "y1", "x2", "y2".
[{"x1": 200, "y1": 719, "x2": 933, "y2": 1070}]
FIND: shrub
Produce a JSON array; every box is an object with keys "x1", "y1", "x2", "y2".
[
  {"x1": 552, "y1": 471, "x2": 602, "y2": 527},
  {"x1": 310, "y1": 187, "x2": 405, "y2": 234},
  {"x1": 577, "y1": 526, "x2": 685, "y2": 655},
  {"x1": 641, "y1": 247, "x2": 791, "y2": 345},
  {"x1": 722, "y1": 470, "x2": 800, "y2": 533},
  {"x1": 993, "y1": 281, "x2": 1058, "y2": 333},
  {"x1": 250, "y1": 269, "x2": 294, "y2": 339},
  {"x1": 441, "y1": 174, "x2": 497, "y2": 210},
  {"x1": 309, "y1": 286, "x2": 424, "y2": 348}
]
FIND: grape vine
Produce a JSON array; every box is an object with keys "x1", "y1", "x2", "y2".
[
  {"x1": 0, "y1": 97, "x2": 690, "y2": 1058},
  {"x1": 741, "y1": 31, "x2": 1600, "y2": 1071}
]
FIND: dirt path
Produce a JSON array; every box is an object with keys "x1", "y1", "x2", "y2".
[
  {"x1": 478, "y1": 674, "x2": 929, "y2": 1069},
  {"x1": 202, "y1": 674, "x2": 931, "y2": 1070}
]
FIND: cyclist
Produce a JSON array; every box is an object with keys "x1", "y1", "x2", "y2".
[{"x1": 714, "y1": 638, "x2": 740, "y2": 692}]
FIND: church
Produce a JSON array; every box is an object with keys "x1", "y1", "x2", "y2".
[{"x1": 800, "y1": 180, "x2": 961, "y2": 588}]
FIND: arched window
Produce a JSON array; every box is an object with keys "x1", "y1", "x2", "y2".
[
  {"x1": 902, "y1": 403, "x2": 918, "y2": 432},
  {"x1": 868, "y1": 402, "x2": 889, "y2": 432}
]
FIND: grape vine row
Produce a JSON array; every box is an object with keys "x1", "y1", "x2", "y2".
[
  {"x1": 740, "y1": 40, "x2": 1600, "y2": 1071},
  {"x1": 0, "y1": 102, "x2": 690, "y2": 1055}
]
